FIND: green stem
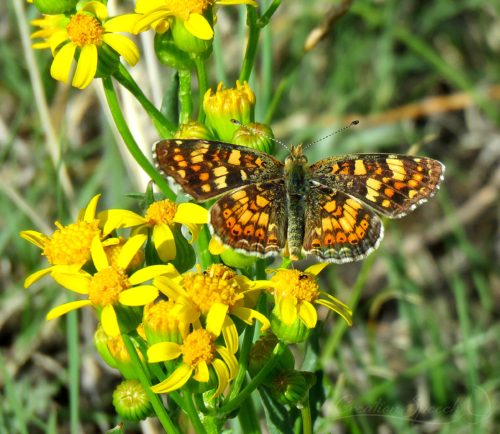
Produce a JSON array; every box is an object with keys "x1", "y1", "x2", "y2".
[
  {"x1": 193, "y1": 57, "x2": 208, "y2": 122},
  {"x1": 178, "y1": 69, "x2": 193, "y2": 124},
  {"x1": 113, "y1": 64, "x2": 175, "y2": 137},
  {"x1": 182, "y1": 390, "x2": 207, "y2": 434},
  {"x1": 197, "y1": 225, "x2": 216, "y2": 269},
  {"x1": 121, "y1": 334, "x2": 180, "y2": 434},
  {"x1": 239, "y1": 7, "x2": 260, "y2": 83},
  {"x1": 219, "y1": 342, "x2": 286, "y2": 415},
  {"x1": 300, "y1": 396, "x2": 312, "y2": 434},
  {"x1": 67, "y1": 310, "x2": 80, "y2": 434},
  {"x1": 102, "y1": 77, "x2": 176, "y2": 201}
]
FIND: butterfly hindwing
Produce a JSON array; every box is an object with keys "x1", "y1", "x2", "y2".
[
  {"x1": 303, "y1": 186, "x2": 383, "y2": 263},
  {"x1": 309, "y1": 154, "x2": 444, "y2": 218},
  {"x1": 154, "y1": 139, "x2": 283, "y2": 201},
  {"x1": 210, "y1": 180, "x2": 287, "y2": 257}
]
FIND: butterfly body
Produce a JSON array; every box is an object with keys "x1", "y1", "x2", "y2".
[{"x1": 153, "y1": 139, "x2": 444, "y2": 263}]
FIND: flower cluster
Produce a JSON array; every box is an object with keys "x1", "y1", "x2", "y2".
[{"x1": 22, "y1": 0, "x2": 354, "y2": 431}]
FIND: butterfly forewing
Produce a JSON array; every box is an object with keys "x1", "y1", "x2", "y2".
[
  {"x1": 154, "y1": 139, "x2": 283, "y2": 201},
  {"x1": 303, "y1": 187, "x2": 383, "y2": 263},
  {"x1": 210, "y1": 180, "x2": 287, "y2": 257},
  {"x1": 308, "y1": 154, "x2": 444, "y2": 218}
]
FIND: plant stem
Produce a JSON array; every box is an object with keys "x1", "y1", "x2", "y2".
[
  {"x1": 300, "y1": 396, "x2": 312, "y2": 434},
  {"x1": 193, "y1": 56, "x2": 208, "y2": 122},
  {"x1": 182, "y1": 390, "x2": 207, "y2": 434},
  {"x1": 113, "y1": 64, "x2": 176, "y2": 137},
  {"x1": 239, "y1": 7, "x2": 260, "y2": 82},
  {"x1": 121, "y1": 334, "x2": 180, "y2": 434},
  {"x1": 178, "y1": 69, "x2": 193, "y2": 124},
  {"x1": 102, "y1": 77, "x2": 176, "y2": 201}
]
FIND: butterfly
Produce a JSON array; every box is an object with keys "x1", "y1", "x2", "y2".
[{"x1": 153, "y1": 139, "x2": 444, "y2": 263}]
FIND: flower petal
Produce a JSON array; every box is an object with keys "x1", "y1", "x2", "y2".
[
  {"x1": 50, "y1": 42, "x2": 76, "y2": 83},
  {"x1": 117, "y1": 234, "x2": 147, "y2": 270},
  {"x1": 102, "y1": 33, "x2": 139, "y2": 66},
  {"x1": 82, "y1": 194, "x2": 101, "y2": 222},
  {"x1": 184, "y1": 14, "x2": 213, "y2": 40},
  {"x1": 206, "y1": 303, "x2": 228, "y2": 336},
  {"x1": 316, "y1": 298, "x2": 352, "y2": 326},
  {"x1": 153, "y1": 224, "x2": 176, "y2": 262},
  {"x1": 147, "y1": 342, "x2": 182, "y2": 362},
  {"x1": 24, "y1": 267, "x2": 53, "y2": 288},
  {"x1": 304, "y1": 262, "x2": 329, "y2": 276},
  {"x1": 133, "y1": 9, "x2": 171, "y2": 34},
  {"x1": 72, "y1": 44, "x2": 98, "y2": 89},
  {"x1": 51, "y1": 270, "x2": 91, "y2": 294},
  {"x1": 216, "y1": 346, "x2": 238, "y2": 379},
  {"x1": 119, "y1": 285, "x2": 158, "y2": 306},
  {"x1": 129, "y1": 264, "x2": 173, "y2": 285},
  {"x1": 209, "y1": 237, "x2": 226, "y2": 254},
  {"x1": 46, "y1": 300, "x2": 92, "y2": 320},
  {"x1": 49, "y1": 30, "x2": 70, "y2": 54},
  {"x1": 82, "y1": 1, "x2": 108, "y2": 20},
  {"x1": 101, "y1": 304, "x2": 120, "y2": 336},
  {"x1": 19, "y1": 230, "x2": 48, "y2": 249},
  {"x1": 175, "y1": 203, "x2": 208, "y2": 225},
  {"x1": 216, "y1": 0, "x2": 257, "y2": 5},
  {"x1": 211, "y1": 358, "x2": 230, "y2": 397},
  {"x1": 104, "y1": 14, "x2": 142, "y2": 33},
  {"x1": 98, "y1": 209, "x2": 146, "y2": 236},
  {"x1": 151, "y1": 363, "x2": 193, "y2": 394},
  {"x1": 91, "y1": 236, "x2": 109, "y2": 271},
  {"x1": 193, "y1": 361, "x2": 209, "y2": 382},
  {"x1": 298, "y1": 301, "x2": 317, "y2": 328},
  {"x1": 232, "y1": 306, "x2": 270, "y2": 332},
  {"x1": 153, "y1": 275, "x2": 185, "y2": 299},
  {"x1": 278, "y1": 296, "x2": 297, "y2": 325}
]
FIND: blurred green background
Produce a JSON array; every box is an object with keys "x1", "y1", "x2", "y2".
[{"x1": 1, "y1": 0, "x2": 499, "y2": 433}]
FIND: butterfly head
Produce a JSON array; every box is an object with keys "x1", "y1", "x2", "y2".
[{"x1": 285, "y1": 144, "x2": 308, "y2": 169}]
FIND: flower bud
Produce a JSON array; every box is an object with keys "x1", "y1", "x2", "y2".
[
  {"x1": 270, "y1": 370, "x2": 312, "y2": 406},
  {"x1": 232, "y1": 122, "x2": 275, "y2": 154},
  {"x1": 33, "y1": 0, "x2": 77, "y2": 14},
  {"x1": 203, "y1": 81, "x2": 255, "y2": 142},
  {"x1": 113, "y1": 380, "x2": 152, "y2": 421},
  {"x1": 143, "y1": 300, "x2": 186, "y2": 345},
  {"x1": 171, "y1": 17, "x2": 212, "y2": 56},
  {"x1": 248, "y1": 333, "x2": 294, "y2": 377},
  {"x1": 154, "y1": 32, "x2": 194, "y2": 71},
  {"x1": 94, "y1": 324, "x2": 117, "y2": 369},
  {"x1": 271, "y1": 304, "x2": 311, "y2": 344},
  {"x1": 174, "y1": 121, "x2": 213, "y2": 140}
]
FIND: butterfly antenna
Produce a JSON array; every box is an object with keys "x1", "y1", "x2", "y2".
[
  {"x1": 302, "y1": 120, "x2": 359, "y2": 151},
  {"x1": 230, "y1": 119, "x2": 289, "y2": 152}
]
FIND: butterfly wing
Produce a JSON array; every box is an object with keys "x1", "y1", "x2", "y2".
[
  {"x1": 309, "y1": 154, "x2": 444, "y2": 218},
  {"x1": 210, "y1": 180, "x2": 287, "y2": 257},
  {"x1": 154, "y1": 139, "x2": 284, "y2": 201},
  {"x1": 303, "y1": 186, "x2": 383, "y2": 263}
]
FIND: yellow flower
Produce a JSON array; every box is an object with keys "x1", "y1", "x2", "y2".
[
  {"x1": 46, "y1": 235, "x2": 173, "y2": 336},
  {"x1": 132, "y1": 0, "x2": 258, "y2": 40},
  {"x1": 20, "y1": 194, "x2": 105, "y2": 287},
  {"x1": 31, "y1": 1, "x2": 139, "y2": 89},
  {"x1": 269, "y1": 263, "x2": 352, "y2": 329},
  {"x1": 99, "y1": 200, "x2": 208, "y2": 262},
  {"x1": 154, "y1": 264, "x2": 270, "y2": 354},
  {"x1": 148, "y1": 327, "x2": 238, "y2": 397}
]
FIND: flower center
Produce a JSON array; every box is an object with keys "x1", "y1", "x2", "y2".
[
  {"x1": 271, "y1": 270, "x2": 320, "y2": 303},
  {"x1": 66, "y1": 13, "x2": 104, "y2": 47},
  {"x1": 182, "y1": 265, "x2": 242, "y2": 314},
  {"x1": 181, "y1": 329, "x2": 215, "y2": 368},
  {"x1": 145, "y1": 200, "x2": 177, "y2": 226},
  {"x1": 107, "y1": 334, "x2": 130, "y2": 363},
  {"x1": 88, "y1": 266, "x2": 130, "y2": 307},
  {"x1": 204, "y1": 81, "x2": 256, "y2": 116},
  {"x1": 43, "y1": 220, "x2": 100, "y2": 265},
  {"x1": 143, "y1": 300, "x2": 180, "y2": 334}
]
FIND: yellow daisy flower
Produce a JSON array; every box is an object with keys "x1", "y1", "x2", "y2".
[
  {"x1": 46, "y1": 235, "x2": 173, "y2": 337},
  {"x1": 99, "y1": 200, "x2": 208, "y2": 263},
  {"x1": 154, "y1": 263, "x2": 270, "y2": 354},
  {"x1": 20, "y1": 194, "x2": 105, "y2": 287},
  {"x1": 269, "y1": 263, "x2": 352, "y2": 329},
  {"x1": 31, "y1": 1, "x2": 139, "y2": 89},
  {"x1": 132, "y1": 0, "x2": 258, "y2": 40},
  {"x1": 148, "y1": 326, "x2": 238, "y2": 397}
]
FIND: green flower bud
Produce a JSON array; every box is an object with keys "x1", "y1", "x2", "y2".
[
  {"x1": 113, "y1": 380, "x2": 152, "y2": 422},
  {"x1": 174, "y1": 121, "x2": 213, "y2": 140},
  {"x1": 270, "y1": 370, "x2": 312, "y2": 406},
  {"x1": 33, "y1": 0, "x2": 77, "y2": 14},
  {"x1": 154, "y1": 32, "x2": 194, "y2": 71},
  {"x1": 94, "y1": 324, "x2": 117, "y2": 369},
  {"x1": 171, "y1": 17, "x2": 212, "y2": 56},
  {"x1": 95, "y1": 44, "x2": 120, "y2": 79},
  {"x1": 220, "y1": 248, "x2": 259, "y2": 269},
  {"x1": 271, "y1": 305, "x2": 311, "y2": 344},
  {"x1": 232, "y1": 122, "x2": 275, "y2": 154},
  {"x1": 248, "y1": 333, "x2": 295, "y2": 377},
  {"x1": 143, "y1": 300, "x2": 186, "y2": 346},
  {"x1": 203, "y1": 81, "x2": 255, "y2": 142}
]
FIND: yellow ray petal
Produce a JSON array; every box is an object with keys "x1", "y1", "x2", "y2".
[
  {"x1": 232, "y1": 306, "x2": 270, "y2": 332},
  {"x1": 72, "y1": 44, "x2": 98, "y2": 89},
  {"x1": 24, "y1": 267, "x2": 53, "y2": 288},
  {"x1": 206, "y1": 303, "x2": 228, "y2": 336},
  {"x1": 98, "y1": 209, "x2": 145, "y2": 236},
  {"x1": 91, "y1": 236, "x2": 109, "y2": 271},
  {"x1": 129, "y1": 264, "x2": 173, "y2": 285},
  {"x1": 278, "y1": 296, "x2": 297, "y2": 325},
  {"x1": 46, "y1": 300, "x2": 92, "y2": 320},
  {"x1": 304, "y1": 262, "x2": 329, "y2": 276},
  {"x1": 315, "y1": 299, "x2": 352, "y2": 326},
  {"x1": 104, "y1": 14, "x2": 142, "y2": 33},
  {"x1": 101, "y1": 304, "x2": 120, "y2": 336},
  {"x1": 19, "y1": 231, "x2": 48, "y2": 249},
  {"x1": 298, "y1": 301, "x2": 317, "y2": 328},
  {"x1": 50, "y1": 42, "x2": 76, "y2": 83},
  {"x1": 51, "y1": 271, "x2": 91, "y2": 294},
  {"x1": 211, "y1": 358, "x2": 230, "y2": 397},
  {"x1": 82, "y1": 1, "x2": 108, "y2": 20},
  {"x1": 82, "y1": 194, "x2": 101, "y2": 222},
  {"x1": 117, "y1": 234, "x2": 147, "y2": 270},
  {"x1": 215, "y1": 346, "x2": 238, "y2": 379},
  {"x1": 153, "y1": 224, "x2": 176, "y2": 262},
  {"x1": 151, "y1": 363, "x2": 192, "y2": 394},
  {"x1": 119, "y1": 285, "x2": 158, "y2": 306},
  {"x1": 102, "y1": 33, "x2": 139, "y2": 66},
  {"x1": 193, "y1": 361, "x2": 209, "y2": 382},
  {"x1": 184, "y1": 13, "x2": 213, "y2": 40},
  {"x1": 175, "y1": 203, "x2": 208, "y2": 224},
  {"x1": 147, "y1": 342, "x2": 182, "y2": 362}
]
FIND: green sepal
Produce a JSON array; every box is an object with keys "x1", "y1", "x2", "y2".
[
  {"x1": 171, "y1": 17, "x2": 213, "y2": 56},
  {"x1": 170, "y1": 224, "x2": 196, "y2": 273}
]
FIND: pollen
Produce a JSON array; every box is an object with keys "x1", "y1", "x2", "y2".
[
  {"x1": 66, "y1": 13, "x2": 104, "y2": 47},
  {"x1": 145, "y1": 200, "x2": 177, "y2": 226},
  {"x1": 271, "y1": 270, "x2": 320, "y2": 303},
  {"x1": 88, "y1": 266, "x2": 130, "y2": 307},
  {"x1": 43, "y1": 220, "x2": 100, "y2": 265},
  {"x1": 182, "y1": 264, "x2": 241, "y2": 314},
  {"x1": 181, "y1": 329, "x2": 215, "y2": 368}
]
